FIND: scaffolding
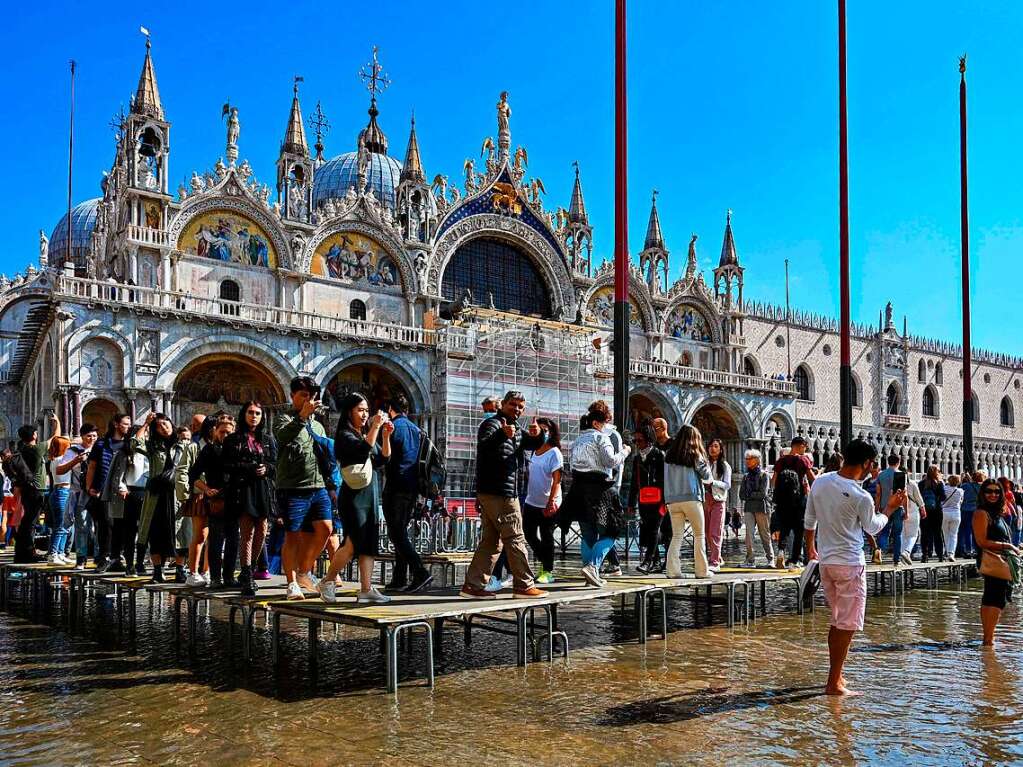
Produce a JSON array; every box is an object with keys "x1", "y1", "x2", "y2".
[{"x1": 440, "y1": 309, "x2": 613, "y2": 499}]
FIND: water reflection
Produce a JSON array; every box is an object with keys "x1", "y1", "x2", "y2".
[{"x1": 0, "y1": 579, "x2": 1019, "y2": 766}]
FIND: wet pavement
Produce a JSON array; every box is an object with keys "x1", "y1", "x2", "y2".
[{"x1": 0, "y1": 572, "x2": 1020, "y2": 766}]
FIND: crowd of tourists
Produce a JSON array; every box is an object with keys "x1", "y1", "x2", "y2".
[{"x1": 2, "y1": 383, "x2": 1020, "y2": 671}]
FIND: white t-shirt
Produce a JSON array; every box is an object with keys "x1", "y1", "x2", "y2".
[
  {"x1": 50, "y1": 450, "x2": 78, "y2": 487},
  {"x1": 525, "y1": 447, "x2": 564, "y2": 508},
  {"x1": 942, "y1": 485, "x2": 964, "y2": 515},
  {"x1": 804, "y1": 471, "x2": 890, "y2": 566}
]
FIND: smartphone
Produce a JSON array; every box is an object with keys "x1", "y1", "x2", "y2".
[{"x1": 893, "y1": 471, "x2": 907, "y2": 492}]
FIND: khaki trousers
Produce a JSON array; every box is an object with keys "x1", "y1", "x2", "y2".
[
  {"x1": 666, "y1": 501, "x2": 708, "y2": 578},
  {"x1": 465, "y1": 493, "x2": 535, "y2": 590}
]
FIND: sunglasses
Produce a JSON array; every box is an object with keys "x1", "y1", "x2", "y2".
[{"x1": 983, "y1": 489, "x2": 1002, "y2": 495}]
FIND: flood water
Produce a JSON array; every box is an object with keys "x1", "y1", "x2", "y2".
[{"x1": 0, "y1": 569, "x2": 1021, "y2": 766}]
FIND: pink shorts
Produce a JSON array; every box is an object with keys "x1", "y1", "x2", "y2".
[{"x1": 820, "y1": 564, "x2": 867, "y2": 631}]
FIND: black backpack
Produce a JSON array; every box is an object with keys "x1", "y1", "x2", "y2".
[
  {"x1": 416, "y1": 431, "x2": 446, "y2": 499},
  {"x1": 774, "y1": 468, "x2": 803, "y2": 508}
]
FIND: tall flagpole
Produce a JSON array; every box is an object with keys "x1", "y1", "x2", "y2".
[
  {"x1": 960, "y1": 55, "x2": 974, "y2": 472},
  {"x1": 837, "y1": 0, "x2": 853, "y2": 450},
  {"x1": 66, "y1": 59, "x2": 77, "y2": 268},
  {"x1": 613, "y1": 0, "x2": 630, "y2": 431},
  {"x1": 784, "y1": 258, "x2": 792, "y2": 378}
]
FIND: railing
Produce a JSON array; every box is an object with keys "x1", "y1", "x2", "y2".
[
  {"x1": 884, "y1": 413, "x2": 912, "y2": 430},
  {"x1": 125, "y1": 225, "x2": 170, "y2": 247},
  {"x1": 52, "y1": 274, "x2": 435, "y2": 347},
  {"x1": 629, "y1": 358, "x2": 799, "y2": 397}
]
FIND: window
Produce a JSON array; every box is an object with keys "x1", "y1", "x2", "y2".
[
  {"x1": 219, "y1": 279, "x2": 240, "y2": 316},
  {"x1": 923, "y1": 386, "x2": 937, "y2": 417},
  {"x1": 743, "y1": 355, "x2": 759, "y2": 377},
  {"x1": 441, "y1": 236, "x2": 552, "y2": 317},
  {"x1": 1001, "y1": 397, "x2": 1014, "y2": 427},
  {"x1": 935, "y1": 362, "x2": 943, "y2": 385},
  {"x1": 918, "y1": 359, "x2": 927, "y2": 383},
  {"x1": 972, "y1": 391, "x2": 980, "y2": 423},
  {"x1": 850, "y1": 373, "x2": 861, "y2": 408},
  {"x1": 795, "y1": 365, "x2": 812, "y2": 401},
  {"x1": 349, "y1": 299, "x2": 367, "y2": 321},
  {"x1": 886, "y1": 382, "x2": 901, "y2": 415}
]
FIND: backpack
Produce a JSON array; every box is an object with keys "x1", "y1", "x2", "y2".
[
  {"x1": 416, "y1": 432, "x2": 446, "y2": 499},
  {"x1": 66, "y1": 444, "x2": 88, "y2": 493},
  {"x1": 774, "y1": 468, "x2": 802, "y2": 508}
]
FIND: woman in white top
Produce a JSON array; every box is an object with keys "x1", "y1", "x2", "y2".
[
  {"x1": 522, "y1": 417, "x2": 564, "y2": 584},
  {"x1": 45, "y1": 437, "x2": 75, "y2": 564},
  {"x1": 941, "y1": 475, "x2": 964, "y2": 563},
  {"x1": 704, "y1": 439, "x2": 732, "y2": 571}
]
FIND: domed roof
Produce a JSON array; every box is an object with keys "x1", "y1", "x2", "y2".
[
  {"x1": 49, "y1": 198, "x2": 101, "y2": 266},
  {"x1": 312, "y1": 152, "x2": 402, "y2": 211}
]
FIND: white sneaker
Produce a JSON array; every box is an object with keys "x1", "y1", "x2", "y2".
[
  {"x1": 708, "y1": 564, "x2": 721, "y2": 573},
  {"x1": 357, "y1": 587, "x2": 391, "y2": 604},
  {"x1": 47, "y1": 553, "x2": 64, "y2": 565},
  {"x1": 201, "y1": 572, "x2": 211, "y2": 586},
  {"x1": 286, "y1": 581, "x2": 305, "y2": 601},
  {"x1": 580, "y1": 565, "x2": 605, "y2": 587},
  {"x1": 74, "y1": 561, "x2": 87, "y2": 571},
  {"x1": 900, "y1": 552, "x2": 913, "y2": 565},
  {"x1": 317, "y1": 580, "x2": 337, "y2": 603},
  {"x1": 185, "y1": 573, "x2": 205, "y2": 587},
  {"x1": 484, "y1": 575, "x2": 505, "y2": 593},
  {"x1": 297, "y1": 572, "x2": 318, "y2": 592}
]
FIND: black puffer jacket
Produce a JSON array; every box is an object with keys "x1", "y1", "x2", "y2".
[{"x1": 475, "y1": 417, "x2": 543, "y2": 498}]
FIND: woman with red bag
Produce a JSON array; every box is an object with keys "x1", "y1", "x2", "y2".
[
  {"x1": 522, "y1": 417, "x2": 563, "y2": 585},
  {"x1": 628, "y1": 426, "x2": 666, "y2": 574}
]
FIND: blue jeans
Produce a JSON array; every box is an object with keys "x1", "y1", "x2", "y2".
[
  {"x1": 1013, "y1": 516, "x2": 1022, "y2": 548},
  {"x1": 47, "y1": 488, "x2": 73, "y2": 556},
  {"x1": 278, "y1": 488, "x2": 333, "y2": 533},
  {"x1": 878, "y1": 511, "x2": 904, "y2": 562},
  {"x1": 578, "y1": 519, "x2": 616, "y2": 569},
  {"x1": 73, "y1": 491, "x2": 94, "y2": 558},
  {"x1": 958, "y1": 509, "x2": 975, "y2": 555}
]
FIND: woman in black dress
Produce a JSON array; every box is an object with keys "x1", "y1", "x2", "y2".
[
  {"x1": 317, "y1": 393, "x2": 392, "y2": 604},
  {"x1": 223, "y1": 401, "x2": 277, "y2": 596},
  {"x1": 189, "y1": 414, "x2": 236, "y2": 589},
  {"x1": 974, "y1": 478, "x2": 1019, "y2": 647}
]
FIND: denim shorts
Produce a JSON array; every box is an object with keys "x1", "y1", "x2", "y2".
[{"x1": 278, "y1": 488, "x2": 333, "y2": 533}]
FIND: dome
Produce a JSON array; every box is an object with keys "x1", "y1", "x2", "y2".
[
  {"x1": 49, "y1": 198, "x2": 101, "y2": 266},
  {"x1": 312, "y1": 152, "x2": 402, "y2": 211}
]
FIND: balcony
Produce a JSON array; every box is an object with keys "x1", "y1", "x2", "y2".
[
  {"x1": 629, "y1": 358, "x2": 799, "y2": 397},
  {"x1": 126, "y1": 225, "x2": 170, "y2": 248},
  {"x1": 884, "y1": 413, "x2": 911, "y2": 430},
  {"x1": 52, "y1": 275, "x2": 435, "y2": 348}
]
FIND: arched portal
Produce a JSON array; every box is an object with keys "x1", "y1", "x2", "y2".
[
  {"x1": 628, "y1": 388, "x2": 678, "y2": 433},
  {"x1": 174, "y1": 354, "x2": 286, "y2": 419},
  {"x1": 325, "y1": 362, "x2": 414, "y2": 417},
  {"x1": 691, "y1": 401, "x2": 743, "y2": 480},
  {"x1": 81, "y1": 397, "x2": 120, "y2": 431}
]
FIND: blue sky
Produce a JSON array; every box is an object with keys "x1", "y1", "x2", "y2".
[{"x1": 3, "y1": 1, "x2": 1022, "y2": 354}]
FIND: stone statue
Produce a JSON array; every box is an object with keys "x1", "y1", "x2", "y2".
[
  {"x1": 529, "y1": 177, "x2": 546, "y2": 204},
  {"x1": 480, "y1": 137, "x2": 495, "y2": 161},
  {"x1": 513, "y1": 146, "x2": 528, "y2": 172},
  {"x1": 556, "y1": 207, "x2": 569, "y2": 230},
  {"x1": 39, "y1": 230, "x2": 48, "y2": 266},
  {"x1": 463, "y1": 158, "x2": 477, "y2": 193},
  {"x1": 177, "y1": 181, "x2": 188, "y2": 201},
  {"x1": 214, "y1": 158, "x2": 227, "y2": 179},
  {"x1": 449, "y1": 186, "x2": 461, "y2": 205},
  {"x1": 261, "y1": 184, "x2": 271, "y2": 207},
  {"x1": 238, "y1": 159, "x2": 252, "y2": 181},
  {"x1": 356, "y1": 131, "x2": 370, "y2": 192},
  {"x1": 223, "y1": 104, "x2": 240, "y2": 165},
  {"x1": 431, "y1": 174, "x2": 448, "y2": 201},
  {"x1": 189, "y1": 171, "x2": 204, "y2": 193},
  {"x1": 496, "y1": 91, "x2": 511, "y2": 136},
  {"x1": 885, "y1": 301, "x2": 894, "y2": 328}
]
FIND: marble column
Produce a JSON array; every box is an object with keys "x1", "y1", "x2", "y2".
[
  {"x1": 70, "y1": 387, "x2": 82, "y2": 435},
  {"x1": 124, "y1": 388, "x2": 138, "y2": 422}
]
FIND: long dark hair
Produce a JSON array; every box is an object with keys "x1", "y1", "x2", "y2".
[
  {"x1": 706, "y1": 438, "x2": 726, "y2": 476},
  {"x1": 236, "y1": 400, "x2": 266, "y2": 441},
  {"x1": 120, "y1": 425, "x2": 143, "y2": 454},
  {"x1": 535, "y1": 417, "x2": 561, "y2": 449},
  {"x1": 978, "y1": 478, "x2": 1005, "y2": 518},
  {"x1": 151, "y1": 413, "x2": 176, "y2": 451},
  {"x1": 338, "y1": 392, "x2": 369, "y2": 433},
  {"x1": 665, "y1": 424, "x2": 706, "y2": 467}
]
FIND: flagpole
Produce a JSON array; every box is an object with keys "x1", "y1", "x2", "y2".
[
  {"x1": 837, "y1": 0, "x2": 853, "y2": 450},
  {"x1": 66, "y1": 59, "x2": 76, "y2": 268},
  {"x1": 960, "y1": 55, "x2": 974, "y2": 472},
  {"x1": 784, "y1": 258, "x2": 792, "y2": 378},
  {"x1": 613, "y1": 0, "x2": 630, "y2": 431}
]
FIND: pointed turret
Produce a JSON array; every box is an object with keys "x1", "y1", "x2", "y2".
[
  {"x1": 644, "y1": 190, "x2": 665, "y2": 251},
  {"x1": 568, "y1": 162, "x2": 588, "y2": 225},
  {"x1": 132, "y1": 37, "x2": 163, "y2": 120},
  {"x1": 400, "y1": 113, "x2": 425, "y2": 184},
  {"x1": 282, "y1": 80, "x2": 308, "y2": 157},
  {"x1": 719, "y1": 209, "x2": 739, "y2": 267},
  {"x1": 685, "y1": 234, "x2": 698, "y2": 280},
  {"x1": 359, "y1": 98, "x2": 389, "y2": 155}
]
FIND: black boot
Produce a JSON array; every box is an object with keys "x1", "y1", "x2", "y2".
[
  {"x1": 151, "y1": 564, "x2": 164, "y2": 583},
  {"x1": 174, "y1": 564, "x2": 187, "y2": 584},
  {"x1": 135, "y1": 546, "x2": 148, "y2": 576},
  {"x1": 239, "y1": 565, "x2": 255, "y2": 597}
]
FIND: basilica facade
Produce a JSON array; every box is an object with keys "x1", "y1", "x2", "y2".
[{"x1": 1, "y1": 42, "x2": 1021, "y2": 497}]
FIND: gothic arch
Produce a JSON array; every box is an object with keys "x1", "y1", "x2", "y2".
[
  {"x1": 155, "y1": 333, "x2": 298, "y2": 393},
  {"x1": 683, "y1": 393, "x2": 755, "y2": 440},
  {"x1": 580, "y1": 268, "x2": 657, "y2": 332},
  {"x1": 661, "y1": 294, "x2": 724, "y2": 345},
  {"x1": 304, "y1": 218, "x2": 418, "y2": 299},
  {"x1": 628, "y1": 383, "x2": 682, "y2": 432},
  {"x1": 428, "y1": 214, "x2": 575, "y2": 320},
  {"x1": 313, "y1": 350, "x2": 433, "y2": 416}
]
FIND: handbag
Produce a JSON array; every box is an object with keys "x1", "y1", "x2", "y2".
[
  {"x1": 179, "y1": 494, "x2": 208, "y2": 518},
  {"x1": 638, "y1": 486, "x2": 663, "y2": 505},
  {"x1": 341, "y1": 457, "x2": 373, "y2": 490},
  {"x1": 980, "y1": 549, "x2": 1011, "y2": 581}
]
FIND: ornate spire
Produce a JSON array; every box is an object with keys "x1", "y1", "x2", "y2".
[
  {"x1": 282, "y1": 76, "x2": 308, "y2": 156},
  {"x1": 358, "y1": 46, "x2": 390, "y2": 155},
  {"x1": 719, "y1": 209, "x2": 739, "y2": 267},
  {"x1": 400, "y1": 112, "x2": 425, "y2": 184},
  {"x1": 685, "y1": 234, "x2": 698, "y2": 280},
  {"x1": 132, "y1": 31, "x2": 163, "y2": 120},
  {"x1": 311, "y1": 101, "x2": 330, "y2": 164},
  {"x1": 644, "y1": 190, "x2": 665, "y2": 250},
  {"x1": 568, "y1": 161, "x2": 588, "y2": 225}
]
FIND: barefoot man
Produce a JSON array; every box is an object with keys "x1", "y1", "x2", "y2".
[{"x1": 804, "y1": 438, "x2": 905, "y2": 695}]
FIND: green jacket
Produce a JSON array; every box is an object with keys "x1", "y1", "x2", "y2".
[
  {"x1": 274, "y1": 411, "x2": 326, "y2": 490},
  {"x1": 176, "y1": 441, "x2": 200, "y2": 503}
]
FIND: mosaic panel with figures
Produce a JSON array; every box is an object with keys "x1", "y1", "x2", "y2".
[
  {"x1": 311, "y1": 232, "x2": 400, "y2": 290},
  {"x1": 666, "y1": 304, "x2": 713, "y2": 342},
  {"x1": 588, "y1": 286, "x2": 642, "y2": 330},
  {"x1": 178, "y1": 211, "x2": 277, "y2": 269}
]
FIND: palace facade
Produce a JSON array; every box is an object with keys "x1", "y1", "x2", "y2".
[{"x1": 1, "y1": 42, "x2": 1021, "y2": 496}]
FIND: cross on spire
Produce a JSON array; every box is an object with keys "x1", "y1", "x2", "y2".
[
  {"x1": 311, "y1": 100, "x2": 330, "y2": 161},
  {"x1": 109, "y1": 104, "x2": 127, "y2": 142},
  {"x1": 359, "y1": 46, "x2": 391, "y2": 104}
]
